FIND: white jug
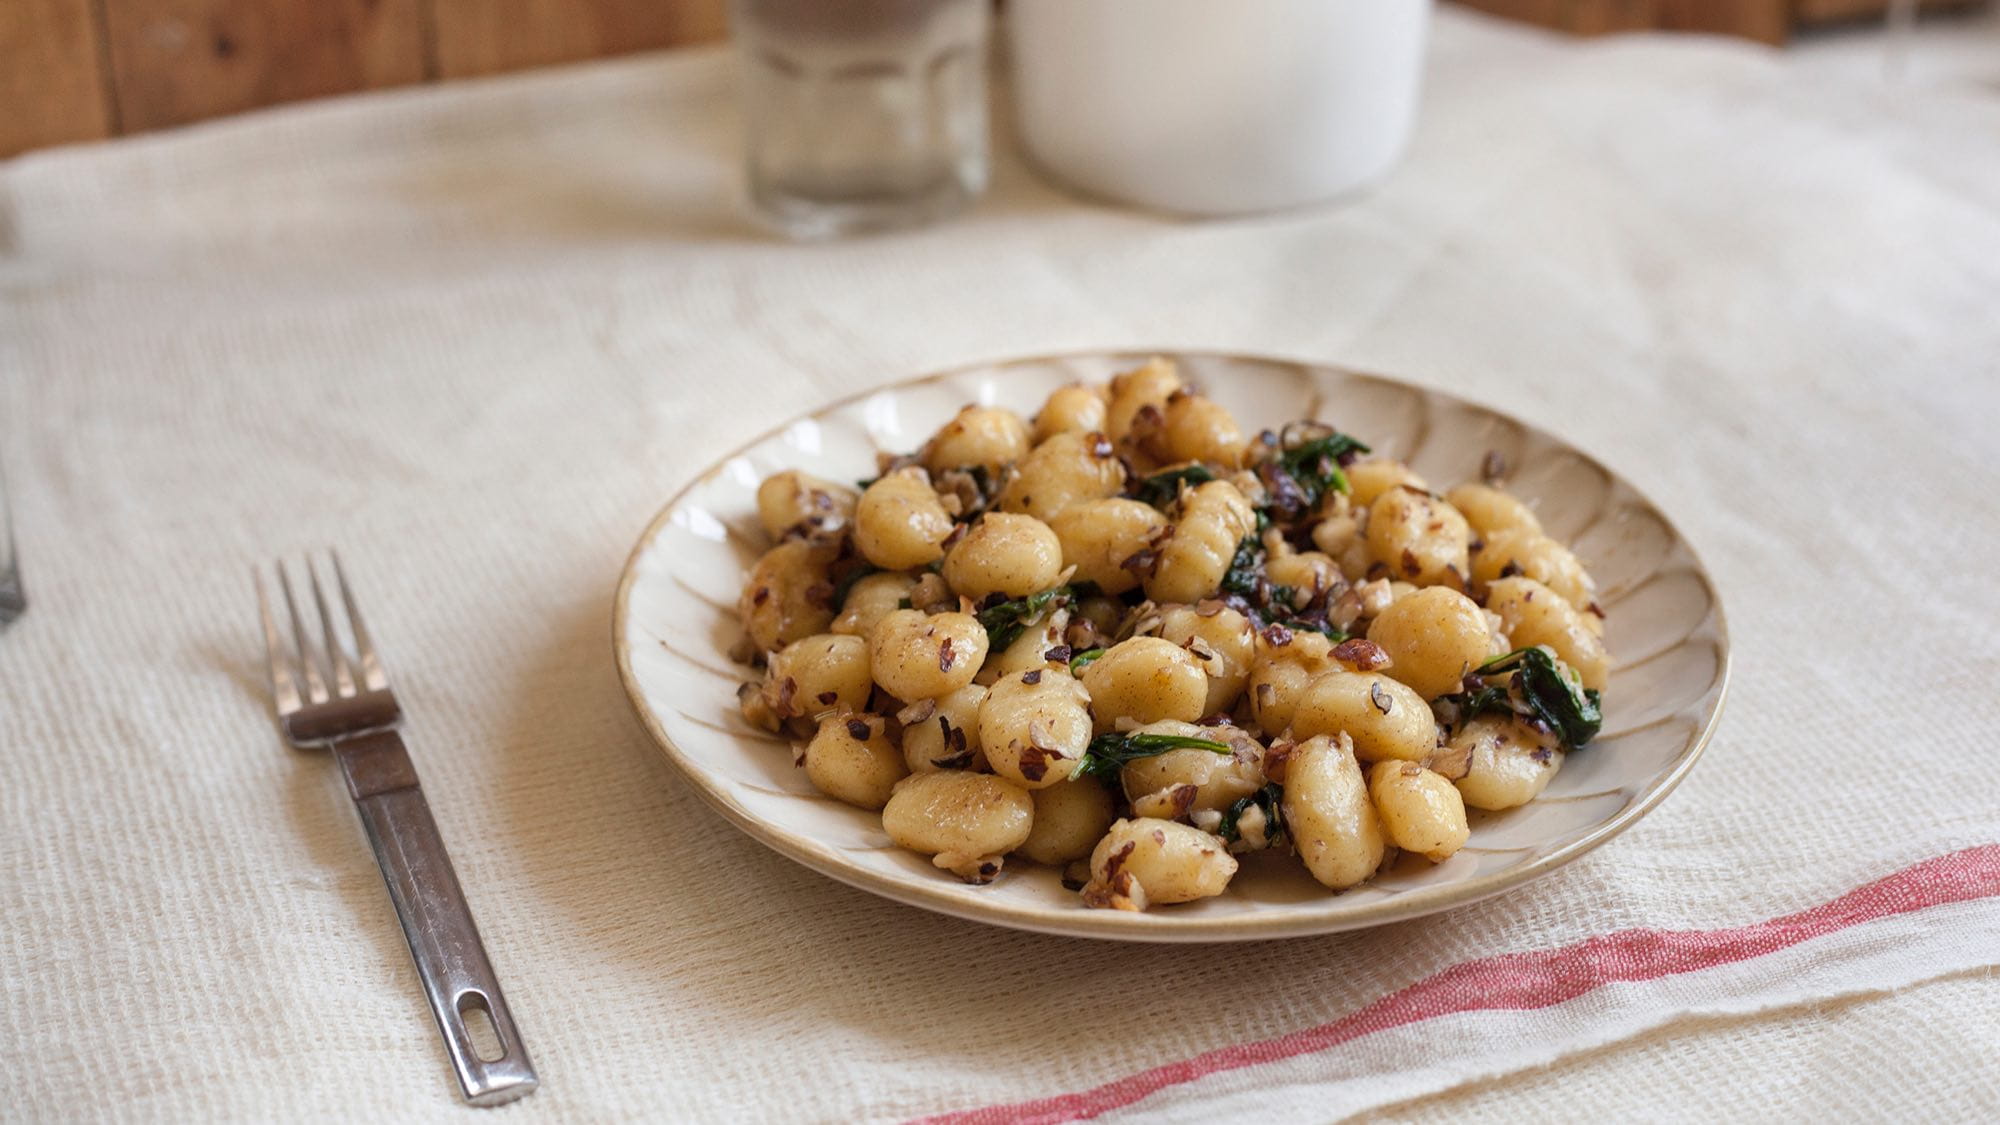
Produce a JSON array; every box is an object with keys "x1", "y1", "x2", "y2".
[{"x1": 1008, "y1": 0, "x2": 1433, "y2": 215}]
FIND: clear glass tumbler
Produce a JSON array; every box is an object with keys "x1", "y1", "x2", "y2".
[{"x1": 733, "y1": 0, "x2": 989, "y2": 239}]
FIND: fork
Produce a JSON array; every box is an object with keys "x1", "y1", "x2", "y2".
[
  {"x1": 0, "y1": 455, "x2": 23, "y2": 628},
  {"x1": 256, "y1": 552, "x2": 537, "y2": 1107}
]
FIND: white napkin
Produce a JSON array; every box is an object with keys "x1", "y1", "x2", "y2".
[{"x1": 4, "y1": 10, "x2": 1999, "y2": 1121}]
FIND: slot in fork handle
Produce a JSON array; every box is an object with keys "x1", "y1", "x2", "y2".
[{"x1": 333, "y1": 731, "x2": 538, "y2": 1107}]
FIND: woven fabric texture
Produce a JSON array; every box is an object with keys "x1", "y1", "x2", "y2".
[{"x1": 4, "y1": 10, "x2": 1998, "y2": 1121}]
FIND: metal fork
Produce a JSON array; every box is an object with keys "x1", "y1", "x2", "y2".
[{"x1": 256, "y1": 552, "x2": 537, "y2": 1107}]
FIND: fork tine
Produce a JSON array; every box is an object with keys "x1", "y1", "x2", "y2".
[
  {"x1": 255, "y1": 567, "x2": 303, "y2": 715},
  {"x1": 331, "y1": 550, "x2": 388, "y2": 691},
  {"x1": 308, "y1": 554, "x2": 357, "y2": 698},
  {"x1": 277, "y1": 560, "x2": 329, "y2": 705}
]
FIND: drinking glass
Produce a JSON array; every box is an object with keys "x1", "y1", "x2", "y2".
[{"x1": 733, "y1": 0, "x2": 989, "y2": 239}]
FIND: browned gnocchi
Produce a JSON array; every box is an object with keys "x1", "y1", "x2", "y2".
[{"x1": 728, "y1": 359, "x2": 1612, "y2": 909}]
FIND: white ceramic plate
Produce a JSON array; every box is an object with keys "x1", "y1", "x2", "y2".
[{"x1": 614, "y1": 352, "x2": 1729, "y2": 942}]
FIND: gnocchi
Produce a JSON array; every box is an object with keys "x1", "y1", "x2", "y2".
[
  {"x1": 868, "y1": 609, "x2": 989, "y2": 701},
  {"x1": 854, "y1": 468, "x2": 954, "y2": 570},
  {"x1": 1082, "y1": 818, "x2": 1237, "y2": 910},
  {"x1": 1159, "y1": 391, "x2": 1247, "y2": 467},
  {"x1": 1284, "y1": 734, "x2": 1386, "y2": 890},
  {"x1": 1149, "y1": 603, "x2": 1255, "y2": 716},
  {"x1": 1367, "y1": 760, "x2": 1470, "y2": 862},
  {"x1": 1448, "y1": 713, "x2": 1564, "y2": 811},
  {"x1": 1445, "y1": 482, "x2": 1541, "y2": 540},
  {"x1": 898, "y1": 684, "x2": 988, "y2": 773},
  {"x1": 980, "y1": 666, "x2": 1093, "y2": 789},
  {"x1": 830, "y1": 571, "x2": 916, "y2": 639},
  {"x1": 1485, "y1": 576, "x2": 1609, "y2": 692},
  {"x1": 883, "y1": 771, "x2": 1034, "y2": 883},
  {"x1": 1472, "y1": 527, "x2": 1595, "y2": 610},
  {"x1": 1289, "y1": 670, "x2": 1436, "y2": 762},
  {"x1": 1104, "y1": 357, "x2": 1182, "y2": 448},
  {"x1": 996, "y1": 430, "x2": 1125, "y2": 521},
  {"x1": 1365, "y1": 487, "x2": 1472, "y2": 588},
  {"x1": 1019, "y1": 778, "x2": 1117, "y2": 865},
  {"x1": 1078, "y1": 636, "x2": 1209, "y2": 732},
  {"x1": 1032, "y1": 384, "x2": 1109, "y2": 443},
  {"x1": 1143, "y1": 479, "x2": 1256, "y2": 604},
  {"x1": 942, "y1": 512, "x2": 1063, "y2": 600},
  {"x1": 1366, "y1": 586, "x2": 1498, "y2": 700},
  {"x1": 755, "y1": 470, "x2": 857, "y2": 540},
  {"x1": 737, "y1": 539, "x2": 838, "y2": 652},
  {"x1": 923, "y1": 405, "x2": 1031, "y2": 475},
  {"x1": 727, "y1": 359, "x2": 1613, "y2": 908},
  {"x1": 802, "y1": 713, "x2": 906, "y2": 810},
  {"x1": 1049, "y1": 499, "x2": 1165, "y2": 595},
  {"x1": 762, "y1": 633, "x2": 872, "y2": 724}
]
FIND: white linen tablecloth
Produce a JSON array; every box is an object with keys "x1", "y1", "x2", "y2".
[{"x1": 5, "y1": 10, "x2": 2000, "y2": 1122}]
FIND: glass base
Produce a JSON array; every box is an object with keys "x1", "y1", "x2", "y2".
[{"x1": 749, "y1": 178, "x2": 980, "y2": 240}]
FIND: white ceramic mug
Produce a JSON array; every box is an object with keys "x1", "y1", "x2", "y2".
[{"x1": 1007, "y1": 0, "x2": 1432, "y2": 215}]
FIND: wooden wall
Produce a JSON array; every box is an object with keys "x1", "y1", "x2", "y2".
[
  {"x1": 1452, "y1": 0, "x2": 1789, "y2": 42},
  {"x1": 0, "y1": 0, "x2": 1984, "y2": 158},
  {"x1": 1454, "y1": 0, "x2": 1979, "y2": 45},
  {"x1": 0, "y1": 0, "x2": 730, "y2": 157}
]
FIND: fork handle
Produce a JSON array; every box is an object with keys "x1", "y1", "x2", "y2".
[{"x1": 333, "y1": 731, "x2": 538, "y2": 1107}]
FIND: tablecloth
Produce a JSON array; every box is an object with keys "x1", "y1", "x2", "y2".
[{"x1": 5, "y1": 9, "x2": 2000, "y2": 1122}]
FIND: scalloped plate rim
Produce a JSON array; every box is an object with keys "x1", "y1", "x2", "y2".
[{"x1": 613, "y1": 349, "x2": 1732, "y2": 942}]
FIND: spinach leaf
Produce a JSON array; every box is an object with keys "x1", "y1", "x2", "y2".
[
  {"x1": 1450, "y1": 680, "x2": 1512, "y2": 718},
  {"x1": 1450, "y1": 647, "x2": 1603, "y2": 750},
  {"x1": 1068, "y1": 647, "x2": 1106, "y2": 673},
  {"x1": 1218, "y1": 537, "x2": 1340, "y2": 635},
  {"x1": 977, "y1": 586, "x2": 1073, "y2": 651},
  {"x1": 1276, "y1": 431, "x2": 1371, "y2": 507},
  {"x1": 1076, "y1": 732, "x2": 1231, "y2": 784},
  {"x1": 1220, "y1": 536, "x2": 1265, "y2": 599},
  {"x1": 1271, "y1": 617, "x2": 1348, "y2": 643},
  {"x1": 1134, "y1": 465, "x2": 1217, "y2": 508},
  {"x1": 1219, "y1": 783, "x2": 1286, "y2": 846}
]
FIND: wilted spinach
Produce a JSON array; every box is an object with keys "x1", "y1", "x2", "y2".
[
  {"x1": 1133, "y1": 465, "x2": 1218, "y2": 508},
  {"x1": 1076, "y1": 732, "x2": 1231, "y2": 784},
  {"x1": 1446, "y1": 646, "x2": 1603, "y2": 750},
  {"x1": 977, "y1": 586, "x2": 1073, "y2": 650},
  {"x1": 1218, "y1": 783, "x2": 1286, "y2": 846}
]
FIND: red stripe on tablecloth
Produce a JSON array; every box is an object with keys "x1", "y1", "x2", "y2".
[{"x1": 920, "y1": 844, "x2": 2000, "y2": 1125}]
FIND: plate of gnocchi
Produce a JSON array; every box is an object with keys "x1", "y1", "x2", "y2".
[{"x1": 614, "y1": 352, "x2": 1729, "y2": 940}]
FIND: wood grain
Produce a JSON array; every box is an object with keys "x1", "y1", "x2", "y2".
[
  {"x1": 18, "y1": 0, "x2": 1982, "y2": 160},
  {"x1": 1658, "y1": 0, "x2": 1788, "y2": 43},
  {"x1": 1450, "y1": 0, "x2": 1658, "y2": 36},
  {"x1": 0, "y1": 0, "x2": 115, "y2": 156},
  {"x1": 1794, "y1": 0, "x2": 1983, "y2": 22},
  {"x1": 99, "y1": 0, "x2": 427, "y2": 132},
  {"x1": 1451, "y1": 0, "x2": 1790, "y2": 41},
  {"x1": 431, "y1": 0, "x2": 728, "y2": 79}
]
